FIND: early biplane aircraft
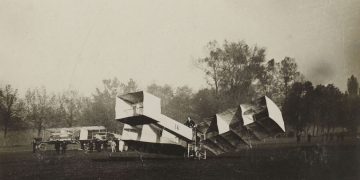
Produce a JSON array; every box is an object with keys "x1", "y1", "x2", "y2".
[
  {"x1": 115, "y1": 91, "x2": 286, "y2": 158},
  {"x1": 115, "y1": 91, "x2": 194, "y2": 155}
]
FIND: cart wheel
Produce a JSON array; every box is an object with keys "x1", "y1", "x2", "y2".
[
  {"x1": 38, "y1": 143, "x2": 47, "y2": 151},
  {"x1": 84, "y1": 143, "x2": 90, "y2": 153}
]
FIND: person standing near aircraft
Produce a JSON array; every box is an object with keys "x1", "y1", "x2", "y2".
[
  {"x1": 110, "y1": 140, "x2": 116, "y2": 153},
  {"x1": 61, "y1": 142, "x2": 67, "y2": 154},
  {"x1": 55, "y1": 141, "x2": 60, "y2": 154},
  {"x1": 32, "y1": 138, "x2": 37, "y2": 153},
  {"x1": 95, "y1": 139, "x2": 101, "y2": 152},
  {"x1": 89, "y1": 140, "x2": 94, "y2": 152},
  {"x1": 184, "y1": 117, "x2": 195, "y2": 128}
]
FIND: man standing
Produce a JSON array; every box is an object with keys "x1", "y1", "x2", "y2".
[
  {"x1": 89, "y1": 140, "x2": 94, "y2": 152},
  {"x1": 55, "y1": 141, "x2": 60, "y2": 154},
  {"x1": 184, "y1": 117, "x2": 195, "y2": 128},
  {"x1": 110, "y1": 140, "x2": 117, "y2": 153},
  {"x1": 32, "y1": 138, "x2": 37, "y2": 153},
  {"x1": 61, "y1": 142, "x2": 67, "y2": 154}
]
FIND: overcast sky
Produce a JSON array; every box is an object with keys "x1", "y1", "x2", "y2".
[{"x1": 1, "y1": 0, "x2": 359, "y2": 95}]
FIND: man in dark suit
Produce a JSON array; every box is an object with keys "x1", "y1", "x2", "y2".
[{"x1": 184, "y1": 117, "x2": 195, "y2": 128}]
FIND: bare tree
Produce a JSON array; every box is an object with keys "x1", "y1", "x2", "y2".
[
  {"x1": 24, "y1": 87, "x2": 56, "y2": 136},
  {"x1": 62, "y1": 90, "x2": 81, "y2": 127},
  {"x1": 0, "y1": 85, "x2": 22, "y2": 138},
  {"x1": 279, "y1": 57, "x2": 300, "y2": 95},
  {"x1": 147, "y1": 83, "x2": 174, "y2": 109},
  {"x1": 198, "y1": 41, "x2": 222, "y2": 97}
]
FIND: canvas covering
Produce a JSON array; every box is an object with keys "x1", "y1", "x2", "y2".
[{"x1": 198, "y1": 96, "x2": 285, "y2": 155}]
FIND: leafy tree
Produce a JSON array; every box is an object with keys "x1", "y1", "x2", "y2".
[
  {"x1": 218, "y1": 41, "x2": 266, "y2": 105},
  {"x1": 55, "y1": 93, "x2": 67, "y2": 127},
  {"x1": 101, "y1": 77, "x2": 122, "y2": 97},
  {"x1": 90, "y1": 78, "x2": 138, "y2": 132},
  {"x1": 283, "y1": 82, "x2": 308, "y2": 133},
  {"x1": 342, "y1": 92, "x2": 360, "y2": 133},
  {"x1": 198, "y1": 40, "x2": 268, "y2": 110},
  {"x1": 147, "y1": 83, "x2": 174, "y2": 114},
  {"x1": 279, "y1": 57, "x2": 300, "y2": 95},
  {"x1": 165, "y1": 86, "x2": 195, "y2": 122},
  {"x1": 24, "y1": 87, "x2": 56, "y2": 136},
  {"x1": 122, "y1": 78, "x2": 138, "y2": 94},
  {"x1": 197, "y1": 40, "x2": 304, "y2": 112},
  {"x1": 76, "y1": 96, "x2": 94, "y2": 126},
  {"x1": 198, "y1": 41, "x2": 222, "y2": 97},
  {"x1": 300, "y1": 81, "x2": 316, "y2": 134},
  {"x1": 283, "y1": 81, "x2": 349, "y2": 137},
  {"x1": 0, "y1": 85, "x2": 24, "y2": 138},
  {"x1": 191, "y1": 88, "x2": 218, "y2": 120},
  {"x1": 319, "y1": 85, "x2": 342, "y2": 134},
  {"x1": 257, "y1": 59, "x2": 284, "y2": 105},
  {"x1": 61, "y1": 90, "x2": 82, "y2": 127},
  {"x1": 91, "y1": 78, "x2": 120, "y2": 131},
  {"x1": 347, "y1": 75, "x2": 359, "y2": 96}
]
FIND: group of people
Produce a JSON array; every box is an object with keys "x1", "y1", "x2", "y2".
[
  {"x1": 31, "y1": 118, "x2": 197, "y2": 154},
  {"x1": 80, "y1": 139, "x2": 107, "y2": 152},
  {"x1": 54, "y1": 141, "x2": 67, "y2": 154},
  {"x1": 33, "y1": 139, "x2": 122, "y2": 154},
  {"x1": 91, "y1": 140, "x2": 105, "y2": 152},
  {"x1": 79, "y1": 139, "x2": 121, "y2": 153},
  {"x1": 109, "y1": 139, "x2": 117, "y2": 153},
  {"x1": 32, "y1": 138, "x2": 41, "y2": 153}
]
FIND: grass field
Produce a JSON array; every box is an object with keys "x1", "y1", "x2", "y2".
[{"x1": 0, "y1": 140, "x2": 359, "y2": 180}]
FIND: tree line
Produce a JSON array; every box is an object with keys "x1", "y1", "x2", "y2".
[
  {"x1": 1, "y1": 40, "x2": 359, "y2": 140},
  {"x1": 0, "y1": 79, "x2": 138, "y2": 138},
  {"x1": 283, "y1": 76, "x2": 360, "y2": 136}
]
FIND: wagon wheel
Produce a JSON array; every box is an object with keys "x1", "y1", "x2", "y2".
[
  {"x1": 38, "y1": 143, "x2": 47, "y2": 151},
  {"x1": 84, "y1": 143, "x2": 90, "y2": 153}
]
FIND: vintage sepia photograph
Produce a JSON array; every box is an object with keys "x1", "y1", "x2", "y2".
[{"x1": 0, "y1": 0, "x2": 359, "y2": 179}]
